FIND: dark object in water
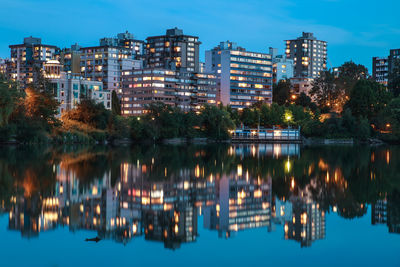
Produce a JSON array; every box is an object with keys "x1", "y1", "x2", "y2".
[{"x1": 85, "y1": 237, "x2": 101, "y2": 243}]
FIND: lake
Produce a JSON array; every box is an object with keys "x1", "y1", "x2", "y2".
[{"x1": 0, "y1": 144, "x2": 399, "y2": 267}]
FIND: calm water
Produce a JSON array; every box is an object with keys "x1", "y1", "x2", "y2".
[{"x1": 0, "y1": 144, "x2": 399, "y2": 267}]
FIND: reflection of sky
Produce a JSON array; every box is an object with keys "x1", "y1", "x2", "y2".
[{"x1": 1, "y1": 207, "x2": 399, "y2": 267}]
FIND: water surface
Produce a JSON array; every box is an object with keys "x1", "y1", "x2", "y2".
[{"x1": 0, "y1": 144, "x2": 399, "y2": 266}]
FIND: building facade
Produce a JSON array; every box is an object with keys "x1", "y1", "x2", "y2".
[
  {"x1": 285, "y1": 32, "x2": 327, "y2": 79},
  {"x1": 8, "y1": 37, "x2": 59, "y2": 87},
  {"x1": 100, "y1": 31, "x2": 145, "y2": 60},
  {"x1": 49, "y1": 72, "x2": 111, "y2": 116},
  {"x1": 59, "y1": 44, "x2": 82, "y2": 74},
  {"x1": 205, "y1": 41, "x2": 273, "y2": 109},
  {"x1": 80, "y1": 45, "x2": 141, "y2": 93},
  {"x1": 372, "y1": 57, "x2": 389, "y2": 86},
  {"x1": 269, "y1": 47, "x2": 294, "y2": 84},
  {"x1": 0, "y1": 58, "x2": 8, "y2": 75},
  {"x1": 121, "y1": 68, "x2": 217, "y2": 115},
  {"x1": 145, "y1": 28, "x2": 200, "y2": 73},
  {"x1": 388, "y1": 49, "x2": 400, "y2": 75}
]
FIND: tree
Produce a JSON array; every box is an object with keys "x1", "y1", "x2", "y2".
[
  {"x1": 63, "y1": 99, "x2": 111, "y2": 130},
  {"x1": 201, "y1": 105, "x2": 235, "y2": 140},
  {"x1": 111, "y1": 90, "x2": 121, "y2": 115},
  {"x1": 24, "y1": 87, "x2": 60, "y2": 130},
  {"x1": 336, "y1": 61, "x2": 369, "y2": 95},
  {"x1": 273, "y1": 80, "x2": 291, "y2": 105},
  {"x1": 345, "y1": 80, "x2": 390, "y2": 120},
  {"x1": 310, "y1": 70, "x2": 343, "y2": 111},
  {"x1": 0, "y1": 77, "x2": 20, "y2": 127}
]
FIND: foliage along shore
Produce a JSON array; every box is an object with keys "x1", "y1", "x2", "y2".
[{"x1": 2, "y1": 60, "x2": 400, "y2": 145}]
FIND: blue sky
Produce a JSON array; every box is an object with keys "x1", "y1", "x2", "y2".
[{"x1": 0, "y1": 0, "x2": 399, "y2": 71}]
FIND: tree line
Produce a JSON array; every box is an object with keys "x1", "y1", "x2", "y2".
[{"x1": 1, "y1": 59, "x2": 400, "y2": 143}]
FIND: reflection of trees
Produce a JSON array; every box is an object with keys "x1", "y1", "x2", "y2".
[{"x1": 1, "y1": 144, "x2": 400, "y2": 221}]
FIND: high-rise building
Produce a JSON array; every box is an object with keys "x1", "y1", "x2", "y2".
[
  {"x1": 100, "y1": 31, "x2": 145, "y2": 60},
  {"x1": 285, "y1": 32, "x2": 327, "y2": 79},
  {"x1": 372, "y1": 49, "x2": 400, "y2": 87},
  {"x1": 8, "y1": 36, "x2": 59, "y2": 87},
  {"x1": 145, "y1": 28, "x2": 200, "y2": 72},
  {"x1": 372, "y1": 57, "x2": 389, "y2": 86},
  {"x1": 121, "y1": 68, "x2": 217, "y2": 115},
  {"x1": 388, "y1": 49, "x2": 400, "y2": 74},
  {"x1": 0, "y1": 58, "x2": 8, "y2": 75},
  {"x1": 269, "y1": 47, "x2": 294, "y2": 84},
  {"x1": 59, "y1": 44, "x2": 82, "y2": 74},
  {"x1": 205, "y1": 41, "x2": 273, "y2": 109},
  {"x1": 80, "y1": 45, "x2": 141, "y2": 93}
]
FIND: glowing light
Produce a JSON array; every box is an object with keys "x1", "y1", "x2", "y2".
[
  {"x1": 237, "y1": 164, "x2": 243, "y2": 176},
  {"x1": 96, "y1": 205, "x2": 101, "y2": 215},
  {"x1": 174, "y1": 224, "x2": 179, "y2": 234},
  {"x1": 286, "y1": 159, "x2": 291, "y2": 172}
]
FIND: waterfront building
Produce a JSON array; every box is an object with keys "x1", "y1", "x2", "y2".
[
  {"x1": 121, "y1": 68, "x2": 217, "y2": 115},
  {"x1": 8, "y1": 36, "x2": 59, "y2": 87},
  {"x1": 145, "y1": 28, "x2": 200, "y2": 73},
  {"x1": 205, "y1": 41, "x2": 273, "y2": 109},
  {"x1": 285, "y1": 32, "x2": 327, "y2": 79},
  {"x1": 269, "y1": 47, "x2": 294, "y2": 83},
  {"x1": 49, "y1": 71, "x2": 111, "y2": 116}
]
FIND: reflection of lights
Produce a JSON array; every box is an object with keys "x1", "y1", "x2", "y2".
[
  {"x1": 284, "y1": 224, "x2": 288, "y2": 233},
  {"x1": 301, "y1": 212, "x2": 307, "y2": 224},
  {"x1": 291, "y1": 178, "x2": 295, "y2": 189},
  {"x1": 174, "y1": 224, "x2": 179, "y2": 234},
  {"x1": 96, "y1": 205, "x2": 101, "y2": 215},
  {"x1": 386, "y1": 150, "x2": 390, "y2": 165},
  {"x1": 184, "y1": 181, "x2": 189, "y2": 190},
  {"x1": 285, "y1": 157, "x2": 291, "y2": 172},
  {"x1": 237, "y1": 164, "x2": 243, "y2": 176},
  {"x1": 80, "y1": 204, "x2": 84, "y2": 213},
  {"x1": 92, "y1": 186, "x2": 98, "y2": 195},
  {"x1": 254, "y1": 189, "x2": 262, "y2": 198}
]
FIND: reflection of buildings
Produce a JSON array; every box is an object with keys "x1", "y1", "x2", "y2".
[
  {"x1": 284, "y1": 198, "x2": 325, "y2": 247},
  {"x1": 204, "y1": 172, "x2": 272, "y2": 238},
  {"x1": 229, "y1": 144, "x2": 300, "y2": 158},
  {"x1": 372, "y1": 197, "x2": 400, "y2": 234}
]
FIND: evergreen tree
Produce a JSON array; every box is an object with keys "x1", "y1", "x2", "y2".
[{"x1": 111, "y1": 90, "x2": 121, "y2": 115}]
